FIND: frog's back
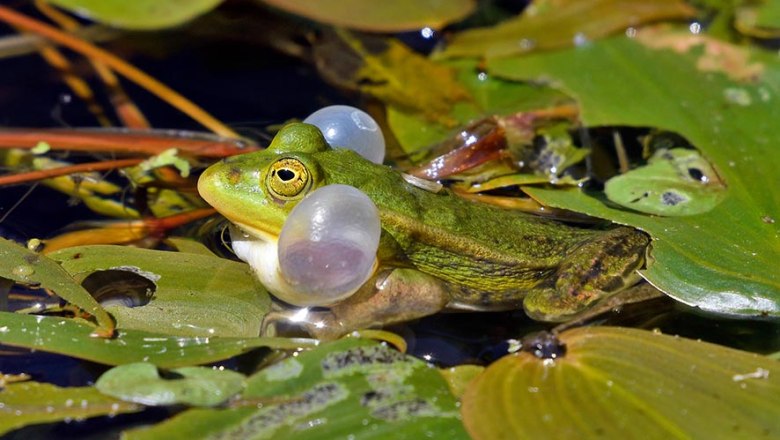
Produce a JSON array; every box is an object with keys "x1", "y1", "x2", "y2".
[{"x1": 319, "y1": 149, "x2": 597, "y2": 296}]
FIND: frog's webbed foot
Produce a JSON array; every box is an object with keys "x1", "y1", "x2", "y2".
[
  {"x1": 524, "y1": 227, "x2": 650, "y2": 322},
  {"x1": 263, "y1": 268, "x2": 451, "y2": 340}
]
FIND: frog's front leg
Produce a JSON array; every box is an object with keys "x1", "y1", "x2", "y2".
[
  {"x1": 265, "y1": 268, "x2": 451, "y2": 340},
  {"x1": 523, "y1": 227, "x2": 650, "y2": 322}
]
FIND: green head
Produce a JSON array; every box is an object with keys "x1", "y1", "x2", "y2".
[{"x1": 197, "y1": 123, "x2": 333, "y2": 241}]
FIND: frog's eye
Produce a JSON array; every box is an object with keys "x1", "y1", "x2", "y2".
[{"x1": 267, "y1": 157, "x2": 310, "y2": 199}]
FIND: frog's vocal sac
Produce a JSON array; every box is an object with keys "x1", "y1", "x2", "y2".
[{"x1": 198, "y1": 123, "x2": 649, "y2": 339}]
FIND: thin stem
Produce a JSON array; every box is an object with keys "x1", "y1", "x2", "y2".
[{"x1": 0, "y1": 6, "x2": 238, "y2": 138}]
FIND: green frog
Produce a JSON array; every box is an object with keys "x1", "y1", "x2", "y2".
[{"x1": 198, "y1": 123, "x2": 649, "y2": 339}]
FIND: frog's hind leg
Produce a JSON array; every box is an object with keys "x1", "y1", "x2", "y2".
[
  {"x1": 266, "y1": 268, "x2": 451, "y2": 340},
  {"x1": 523, "y1": 227, "x2": 650, "y2": 322}
]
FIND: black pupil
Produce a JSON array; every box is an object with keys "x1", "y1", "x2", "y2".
[
  {"x1": 687, "y1": 167, "x2": 704, "y2": 181},
  {"x1": 278, "y1": 169, "x2": 296, "y2": 181}
]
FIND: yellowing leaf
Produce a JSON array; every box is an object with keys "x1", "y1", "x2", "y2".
[
  {"x1": 462, "y1": 326, "x2": 780, "y2": 439},
  {"x1": 315, "y1": 31, "x2": 470, "y2": 126}
]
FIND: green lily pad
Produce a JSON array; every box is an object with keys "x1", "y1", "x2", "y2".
[
  {"x1": 259, "y1": 0, "x2": 475, "y2": 32},
  {"x1": 604, "y1": 148, "x2": 727, "y2": 216},
  {"x1": 437, "y1": 0, "x2": 696, "y2": 59},
  {"x1": 0, "y1": 312, "x2": 315, "y2": 368},
  {"x1": 95, "y1": 362, "x2": 245, "y2": 406},
  {"x1": 122, "y1": 338, "x2": 469, "y2": 439},
  {"x1": 48, "y1": 0, "x2": 224, "y2": 30},
  {"x1": 165, "y1": 237, "x2": 218, "y2": 256},
  {"x1": 50, "y1": 245, "x2": 270, "y2": 337},
  {"x1": 0, "y1": 237, "x2": 113, "y2": 336},
  {"x1": 488, "y1": 29, "x2": 780, "y2": 316},
  {"x1": 462, "y1": 326, "x2": 780, "y2": 439},
  {"x1": 0, "y1": 381, "x2": 141, "y2": 436}
]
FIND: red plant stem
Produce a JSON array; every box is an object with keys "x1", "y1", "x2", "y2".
[
  {"x1": 0, "y1": 157, "x2": 143, "y2": 186},
  {"x1": 0, "y1": 129, "x2": 257, "y2": 157}
]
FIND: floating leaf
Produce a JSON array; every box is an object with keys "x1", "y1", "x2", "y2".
[
  {"x1": 0, "y1": 381, "x2": 140, "y2": 436},
  {"x1": 489, "y1": 29, "x2": 780, "y2": 316},
  {"x1": 259, "y1": 0, "x2": 475, "y2": 32},
  {"x1": 96, "y1": 362, "x2": 245, "y2": 406},
  {"x1": 48, "y1": 0, "x2": 225, "y2": 30},
  {"x1": 0, "y1": 312, "x2": 315, "y2": 368},
  {"x1": 0, "y1": 237, "x2": 113, "y2": 336},
  {"x1": 604, "y1": 148, "x2": 726, "y2": 216},
  {"x1": 50, "y1": 245, "x2": 269, "y2": 337},
  {"x1": 439, "y1": 365, "x2": 484, "y2": 399},
  {"x1": 462, "y1": 326, "x2": 780, "y2": 439},
  {"x1": 438, "y1": 0, "x2": 696, "y2": 59},
  {"x1": 165, "y1": 237, "x2": 218, "y2": 256},
  {"x1": 122, "y1": 338, "x2": 469, "y2": 439}
]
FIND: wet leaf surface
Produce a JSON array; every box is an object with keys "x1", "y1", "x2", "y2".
[
  {"x1": 122, "y1": 338, "x2": 469, "y2": 439},
  {"x1": 50, "y1": 245, "x2": 270, "y2": 337},
  {"x1": 0, "y1": 312, "x2": 315, "y2": 368},
  {"x1": 0, "y1": 238, "x2": 113, "y2": 336},
  {"x1": 95, "y1": 362, "x2": 245, "y2": 406},
  {"x1": 47, "y1": 0, "x2": 225, "y2": 30},
  {"x1": 259, "y1": 0, "x2": 475, "y2": 32},
  {"x1": 438, "y1": 0, "x2": 696, "y2": 59},
  {"x1": 489, "y1": 29, "x2": 780, "y2": 317},
  {"x1": 462, "y1": 326, "x2": 780, "y2": 439},
  {"x1": 0, "y1": 381, "x2": 140, "y2": 436}
]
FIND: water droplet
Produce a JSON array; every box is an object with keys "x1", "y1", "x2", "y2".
[{"x1": 12, "y1": 265, "x2": 34, "y2": 278}]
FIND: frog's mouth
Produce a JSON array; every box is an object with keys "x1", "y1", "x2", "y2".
[{"x1": 227, "y1": 219, "x2": 280, "y2": 244}]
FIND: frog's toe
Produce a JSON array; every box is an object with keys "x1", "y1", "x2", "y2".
[
  {"x1": 261, "y1": 308, "x2": 345, "y2": 340},
  {"x1": 522, "y1": 288, "x2": 596, "y2": 322}
]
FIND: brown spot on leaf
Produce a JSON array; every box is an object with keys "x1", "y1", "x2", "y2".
[{"x1": 635, "y1": 27, "x2": 764, "y2": 82}]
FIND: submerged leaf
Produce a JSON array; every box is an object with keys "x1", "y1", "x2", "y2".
[
  {"x1": 314, "y1": 31, "x2": 470, "y2": 126},
  {"x1": 259, "y1": 0, "x2": 475, "y2": 32},
  {"x1": 0, "y1": 312, "x2": 315, "y2": 368},
  {"x1": 438, "y1": 0, "x2": 696, "y2": 59},
  {"x1": 123, "y1": 338, "x2": 469, "y2": 439},
  {"x1": 387, "y1": 59, "x2": 572, "y2": 155},
  {"x1": 0, "y1": 381, "x2": 140, "y2": 436},
  {"x1": 50, "y1": 245, "x2": 270, "y2": 337},
  {"x1": 462, "y1": 326, "x2": 780, "y2": 439},
  {"x1": 96, "y1": 362, "x2": 245, "y2": 406},
  {"x1": 489, "y1": 29, "x2": 780, "y2": 317},
  {"x1": 48, "y1": 0, "x2": 225, "y2": 30},
  {"x1": 605, "y1": 148, "x2": 726, "y2": 216}
]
